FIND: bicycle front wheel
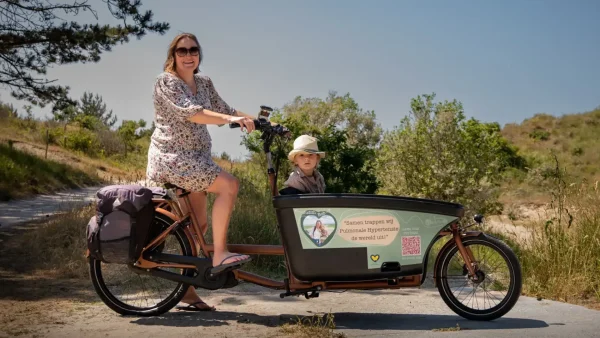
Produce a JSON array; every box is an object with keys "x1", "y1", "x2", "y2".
[
  {"x1": 89, "y1": 214, "x2": 195, "y2": 316},
  {"x1": 436, "y1": 234, "x2": 522, "y2": 321}
]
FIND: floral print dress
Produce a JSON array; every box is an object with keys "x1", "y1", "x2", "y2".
[{"x1": 146, "y1": 72, "x2": 235, "y2": 192}]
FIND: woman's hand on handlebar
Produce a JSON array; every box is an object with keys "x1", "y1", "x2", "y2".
[{"x1": 229, "y1": 116, "x2": 255, "y2": 133}]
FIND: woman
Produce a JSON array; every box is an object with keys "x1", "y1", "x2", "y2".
[
  {"x1": 311, "y1": 220, "x2": 328, "y2": 246},
  {"x1": 147, "y1": 33, "x2": 257, "y2": 311}
]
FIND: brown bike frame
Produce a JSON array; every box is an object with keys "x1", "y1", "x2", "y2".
[
  {"x1": 135, "y1": 176, "x2": 478, "y2": 293},
  {"x1": 134, "y1": 115, "x2": 478, "y2": 292}
]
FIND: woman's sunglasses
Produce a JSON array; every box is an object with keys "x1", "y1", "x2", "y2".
[{"x1": 175, "y1": 46, "x2": 200, "y2": 57}]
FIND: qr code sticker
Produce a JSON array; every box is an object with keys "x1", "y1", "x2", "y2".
[{"x1": 402, "y1": 236, "x2": 421, "y2": 256}]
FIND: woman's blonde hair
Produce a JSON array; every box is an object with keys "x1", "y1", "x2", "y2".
[{"x1": 163, "y1": 33, "x2": 203, "y2": 75}]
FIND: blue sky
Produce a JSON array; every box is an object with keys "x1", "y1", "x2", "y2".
[{"x1": 1, "y1": 0, "x2": 599, "y2": 159}]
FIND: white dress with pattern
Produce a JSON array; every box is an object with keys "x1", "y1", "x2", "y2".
[{"x1": 146, "y1": 72, "x2": 235, "y2": 192}]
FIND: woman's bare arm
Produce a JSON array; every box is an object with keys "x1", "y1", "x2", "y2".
[
  {"x1": 233, "y1": 109, "x2": 279, "y2": 126},
  {"x1": 233, "y1": 109, "x2": 254, "y2": 119},
  {"x1": 187, "y1": 108, "x2": 235, "y2": 125},
  {"x1": 188, "y1": 109, "x2": 255, "y2": 132}
]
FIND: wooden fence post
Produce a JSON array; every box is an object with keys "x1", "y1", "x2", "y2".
[{"x1": 45, "y1": 129, "x2": 49, "y2": 159}]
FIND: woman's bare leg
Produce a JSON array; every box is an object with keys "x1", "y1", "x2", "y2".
[
  {"x1": 176, "y1": 170, "x2": 248, "y2": 310},
  {"x1": 205, "y1": 170, "x2": 249, "y2": 266}
]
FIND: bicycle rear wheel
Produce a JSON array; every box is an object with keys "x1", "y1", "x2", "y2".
[{"x1": 89, "y1": 214, "x2": 194, "y2": 316}]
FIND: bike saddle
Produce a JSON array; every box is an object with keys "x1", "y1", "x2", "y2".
[
  {"x1": 163, "y1": 183, "x2": 191, "y2": 196},
  {"x1": 163, "y1": 182, "x2": 181, "y2": 190}
]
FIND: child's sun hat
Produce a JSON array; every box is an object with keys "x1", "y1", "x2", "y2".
[{"x1": 287, "y1": 135, "x2": 326, "y2": 162}]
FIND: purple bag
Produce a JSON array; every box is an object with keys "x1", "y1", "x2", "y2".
[{"x1": 86, "y1": 185, "x2": 155, "y2": 264}]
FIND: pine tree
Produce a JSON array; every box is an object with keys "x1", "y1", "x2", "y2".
[{"x1": 0, "y1": 0, "x2": 169, "y2": 111}]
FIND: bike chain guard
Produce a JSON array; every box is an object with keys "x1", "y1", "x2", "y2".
[{"x1": 132, "y1": 252, "x2": 237, "y2": 290}]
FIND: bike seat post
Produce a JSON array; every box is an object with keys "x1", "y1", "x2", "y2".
[{"x1": 163, "y1": 183, "x2": 191, "y2": 218}]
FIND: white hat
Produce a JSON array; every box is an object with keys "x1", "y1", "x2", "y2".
[{"x1": 288, "y1": 135, "x2": 326, "y2": 162}]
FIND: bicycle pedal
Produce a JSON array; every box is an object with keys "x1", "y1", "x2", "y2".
[{"x1": 209, "y1": 265, "x2": 240, "y2": 277}]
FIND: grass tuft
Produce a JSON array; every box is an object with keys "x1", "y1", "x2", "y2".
[{"x1": 279, "y1": 312, "x2": 346, "y2": 338}]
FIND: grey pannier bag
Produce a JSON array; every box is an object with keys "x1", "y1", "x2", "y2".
[{"x1": 86, "y1": 185, "x2": 155, "y2": 264}]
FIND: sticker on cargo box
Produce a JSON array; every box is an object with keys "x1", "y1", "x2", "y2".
[
  {"x1": 298, "y1": 210, "x2": 400, "y2": 248},
  {"x1": 401, "y1": 236, "x2": 422, "y2": 256},
  {"x1": 293, "y1": 207, "x2": 458, "y2": 268},
  {"x1": 300, "y1": 211, "x2": 337, "y2": 247},
  {"x1": 338, "y1": 215, "x2": 399, "y2": 246}
]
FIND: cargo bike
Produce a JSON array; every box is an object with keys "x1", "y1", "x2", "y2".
[{"x1": 88, "y1": 106, "x2": 522, "y2": 321}]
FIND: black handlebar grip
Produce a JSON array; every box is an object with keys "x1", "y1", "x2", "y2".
[
  {"x1": 229, "y1": 120, "x2": 260, "y2": 129},
  {"x1": 229, "y1": 120, "x2": 290, "y2": 137}
]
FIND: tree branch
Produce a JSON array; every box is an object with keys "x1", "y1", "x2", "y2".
[
  {"x1": 1, "y1": 0, "x2": 92, "y2": 13},
  {"x1": 0, "y1": 0, "x2": 169, "y2": 110}
]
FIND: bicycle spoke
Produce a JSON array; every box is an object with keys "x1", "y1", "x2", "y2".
[
  {"x1": 445, "y1": 242, "x2": 512, "y2": 312},
  {"x1": 95, "y1": 223, "x2": 188, "y2": 311}
]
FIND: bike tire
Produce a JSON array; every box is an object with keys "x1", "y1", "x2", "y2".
[
  {"x1": 89, "y1": 214, "x2": 195, "y2": 316},
  {"x1": 436, "y1": 234, "x2": 522, "y2": 321}
]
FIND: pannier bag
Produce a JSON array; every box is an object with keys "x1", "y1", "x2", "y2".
[{"x1": 86, "y1": 185, "x2": 155, "y2": 264}]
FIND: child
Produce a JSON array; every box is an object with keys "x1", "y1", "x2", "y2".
[{"x1": 280, "y1": 135, "x2": 326, "y2": 195}]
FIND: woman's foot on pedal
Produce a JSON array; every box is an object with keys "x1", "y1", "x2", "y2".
[{"x1": 211, "y1": 252, "x2": 251, "y2": 275}]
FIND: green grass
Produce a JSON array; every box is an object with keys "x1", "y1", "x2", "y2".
[
  {"x1": 4, "y1": 204, "x2": 95, "y2": 278},
  {"x1": 279, "y1": 312, "x2": 346, "y2": 338},
  {"x1": 0, "y1": 112, "x2": 152, "y2": 179},
  {"x1": 518, "y1": 182, "x2": 600, "y2": 304},
  {"x1": 432, "y1": 324, "x2": 464, "y2": 332},
  {"x1": 0, "y1": 142, "x2": 102, "y2": 201},
  {"x1": 500, "y1": 108, "x2": 600, "y2": 204}
]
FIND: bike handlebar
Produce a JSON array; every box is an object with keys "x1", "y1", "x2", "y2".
[{"x1": 229, "y1": 119, "x2": 291, "y2": 138}]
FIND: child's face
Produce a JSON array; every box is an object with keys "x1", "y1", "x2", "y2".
[{"x1": 294, "y1": 153, "x2": 319, "y2": 173}]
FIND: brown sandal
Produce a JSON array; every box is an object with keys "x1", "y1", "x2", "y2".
[{"x1": 176, "y1": 301, "x2": 216, "y2": 312}]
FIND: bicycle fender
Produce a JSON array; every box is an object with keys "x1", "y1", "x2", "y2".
[
  {"x1": 154, "y1": 208, "x2": 199, "y2": 256},
  {"x1": 155, "y1": 207, "x2": 178, "y2": 223},
  {"x1": 432, "y1": 231, "x2": 484, "y2": 287}
]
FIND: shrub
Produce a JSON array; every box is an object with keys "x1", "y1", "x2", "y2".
[
  {"x1": 375, "y1": 93, "x2": 517, "y2": 219},
  {"x1": 63, "y1": 129, "x2": 98, "y2": 155}
]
